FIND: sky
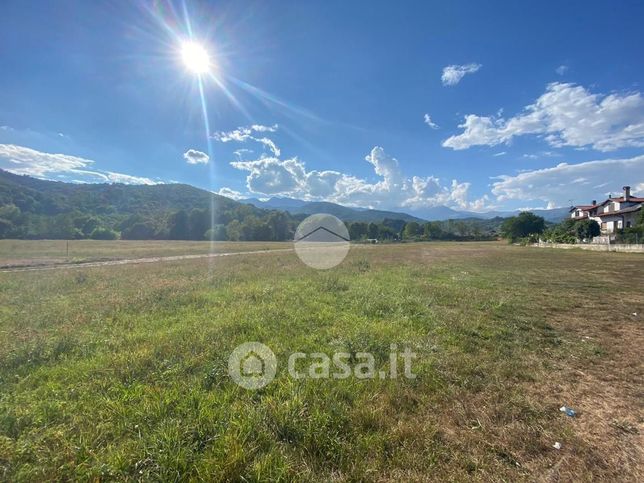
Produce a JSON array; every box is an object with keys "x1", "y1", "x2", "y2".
[{"x1": 0, "y1": 0, "x2": 643, "y2": 215}]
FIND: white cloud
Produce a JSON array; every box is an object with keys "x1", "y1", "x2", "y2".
[
  {"x1": 491, "y1": 154, "x2": 644, "y2": 206},
  {"x1": 183, "y1": 149, "x2": 210, "y2": 165},
  {"x1": 104, "y1": 172, "x2": 158, "y2": 185},
  {"x1": 441, "y1": 63, "x2": 482, "y2": 86},
  {"x1": 555, "y1": 65, "x2": 569, "y2": 75},
  {"x1": 212, "y1": 124, "x2": 280, "y2": 156},
  {"x1": 231, "y1": 157, "x2": 302, "y2": 195},
  {"x1": 216, "y1": 187, "x2": 246, "y2": 200},
  {"x1": 493, "y1": 151, "x2": 507, "y2": 157},
  {"x1": 251, "y1": 124, "x2": 278, "y2": 133},
  {"x1": 0, "y1": 143, "x2": 158, "y2": 185},
  {"x1": 423, "y1": 114, "x2": 439, "y2": 129},
  {"x1": 443, "y1": 82, "x2": 644, "y2": 152},
  {"x1": 226, "y1": 146, "x2": 489, "y2": 211},
  {"x1": 233, "y1": 148, "x2": 254, "y2": 161}
]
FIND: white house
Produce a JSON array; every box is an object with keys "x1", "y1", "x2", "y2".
[{"x1": 570, "y1": 186, "x2": 643, "y2": 234}]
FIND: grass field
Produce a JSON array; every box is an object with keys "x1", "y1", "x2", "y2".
[
  {"x1": 0, "y1": 240, "x2": 292, "y2": 268},
  {"x1": 0, "y1": 241, "x2": 642, "y2": 481}
]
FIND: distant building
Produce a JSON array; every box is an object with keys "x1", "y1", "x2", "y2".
[{"x1": 570, "y1": 186, "x2": 643, "y2": 234}]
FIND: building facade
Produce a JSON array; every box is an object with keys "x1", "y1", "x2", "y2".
[{"x1": 569, "y1": 186, "x2": 643, "y2": 234}]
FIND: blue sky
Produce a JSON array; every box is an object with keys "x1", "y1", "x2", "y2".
[{"x1": 1, "y1": 0, "x2": 643, "y2": 214}]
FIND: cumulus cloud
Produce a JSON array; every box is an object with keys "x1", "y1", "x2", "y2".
[
  {"x1": 0, "y1": 143, "x2": 158, "y2": 185},
  {"x1": 212, "y1": 124, "x2": 280, "y2": 156},
  {"x1": 441, "y1": 63, "x2": 482, "y2": 86},
  {"x1": 183, "y1": 149, "x2": 210, "y2": 165},
  {"x1": 216, "y1": 187, "x2": 246, "y2": 200},
  {"x1": 231, "y1": 157, "x2": 302, "y2": 195},
  {"x1": 227, "y1": 146, "x2": 488, "y2": 211},
  {"x1": 423, "y1": 114, "x2": 439, "y2": 129},
  {"x1": 443, "y1": 82, "x2": 644, "y2": 152},
  {"x1": 491, "y1": 154, "x2": 644, "y2": 206}
]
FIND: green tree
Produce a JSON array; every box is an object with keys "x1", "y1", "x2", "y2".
[
  {"x1": 0, "y1": 218, "x2": 13, "y2": 238},
  {"x1": 0, "y1": 204, "x2": 22, "y2": 223},
  {"x1": 90, "y1": 227, "x2": 119, "y2": 240},
  {"x1": 188, "y1": 208, "x2": 210, "y2": 240},
  {"x1": 205, "y1": 224, "x2": 227, "y2": 241},
  {"x1": 266, "y1": 211, "x2": 289, "y2": 240},
  {"x1": 226, "y1": 220, "x2": 242, "y2": 241},
  {"x1": 367, "y1": 222, "x2": 379, "y2": 239},
  {"x1": 80, "y1": 216, "x2": 100, "y2": 237},
  {"x1": 500, "y1": 212, "x2": 546, "y2": 242},
  {"x1": 424, "y1": 222, "x2": 443, "y2": 240},
  {"x1": 574, "y1": 219, "x2": 600, "y2": 240},
  {"x1": 348, "y1": 222, "x2": 368, "y2": 240},
  {"x1": 501, "y1": 211, "x2": 546, "y2": 241},
  {"x1": 47, "y1": 214, "x2": 82, "y2": 239},
  {"x1": 402, "y1": 221, "x2": 421, "y2": 239},
  {"x1": 378, "y1": 225, "x2": 397, "y2": 240},
  {"x1": 122, "y1": 222, "x2": 156, "y2": 240},
  {"x1": 168, "y1": 210, "x2": 190, "y2": 240},
  {"x1": 382, "y1": 218, "x2": 406, "y2": 235}
]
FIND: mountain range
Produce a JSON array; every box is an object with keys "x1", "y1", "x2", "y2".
[
  {"x1": 0, "y1": 168, "x2": 569, "y2": 241},
  {"x1": 244, "y1": 197, "x2": 570, "y2": 223}
]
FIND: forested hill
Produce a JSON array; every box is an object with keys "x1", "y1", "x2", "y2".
[
  {"x1": 0, "y1": 170, "x2": 504, "y2": 241},
  {"x1": 0, "y1": 169, "x2": 298, "y2": 240},
  {"x1": 0, "y1": 169, "x2": 236, "y2": 216}
]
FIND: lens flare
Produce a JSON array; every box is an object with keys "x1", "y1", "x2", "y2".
[{"x1": 181, "y1": 41, "x2": 210, "y2": 74}]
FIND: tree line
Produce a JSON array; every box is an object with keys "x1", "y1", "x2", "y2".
[
  {"x1": 0, "y1": 201, "x2": 506, "y2": 242},
  {"x1": 347, "y1": 218, "x2": 499, "y2": 242},
  {"x1": 499, "y1": 210, "x2": 644, "y2": 244},
  {"x1": 0, "y1": 203, "x2": 299, "y2": 241}
]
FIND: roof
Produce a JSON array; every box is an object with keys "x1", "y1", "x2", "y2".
[
  {"x1": 599, "y1": 196, "x2": 644, "y2": 206},
  {"x1": 595, "y1": 204, "x2": 642, "y2": 217},
  {"x1": 569, "y1": 205, "x2": 597, "y2": 212},
  {"x1": 570, "y1": 192, "x2": 643, "y2": 211}
]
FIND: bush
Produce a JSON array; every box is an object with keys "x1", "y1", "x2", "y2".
[
  {"x1": 90, "y1": 227, "x2": 119, "y2": 240},
  {"x1": 617, "y1": 226, "x2": 644, "y2": 244},
  {"x1": 543, "y1": 218, "x2": 600, "y2": 244}
]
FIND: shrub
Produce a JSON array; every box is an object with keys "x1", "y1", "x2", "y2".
[{"x1": 89, "y1": 227, "x2": 119, "y2": 240}]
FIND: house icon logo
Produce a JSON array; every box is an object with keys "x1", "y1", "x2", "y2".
[
  {"x1": 228, "y1": 342, "x2": 277, "y2": 390},
  {"x1": 294, "y1": 213, "x2": 351, "y2": 269}
]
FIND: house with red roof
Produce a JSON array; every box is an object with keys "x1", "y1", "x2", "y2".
[{"x1": 569, "y1": 186, "x2": 643, "y2": 235}]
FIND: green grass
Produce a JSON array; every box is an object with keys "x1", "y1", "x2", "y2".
[
  {"x1": 0, "y1": 242, "x2": 642, "y2": 481},
  {"x1": 0, "y1": 240, "x2": 291, "y2": 268}
]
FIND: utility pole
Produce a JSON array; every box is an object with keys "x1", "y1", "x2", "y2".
[{"x1": 66, "y1": 240, "x2": 69, "y2": 258}]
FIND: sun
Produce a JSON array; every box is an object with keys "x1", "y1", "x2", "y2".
[{"x1": 181, "y1": 41, "x2": 210, "y2": 74}]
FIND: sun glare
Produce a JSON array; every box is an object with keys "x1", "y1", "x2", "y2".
[{"x1": 181, "y1": 41, "x2": 210, "y2": 74}]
